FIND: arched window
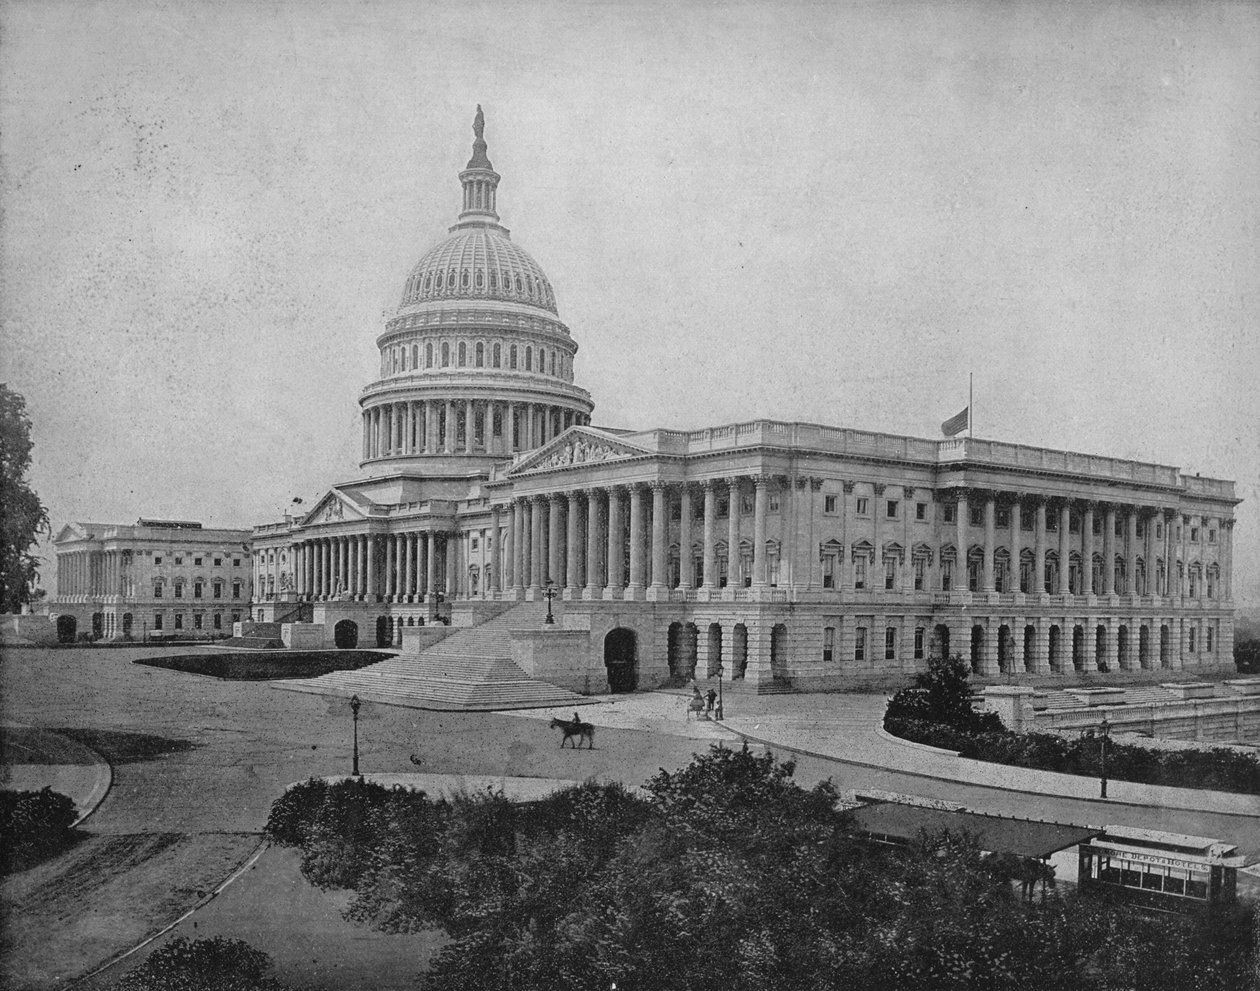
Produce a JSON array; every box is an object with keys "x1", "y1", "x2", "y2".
[
  {"x1": 411, "y1": 344, "x2": 418, "y2": 368},
  {"x1": 538, "y1": 348, "x2": 546, "y2": 374},
  {"x1": 424, "y1": 274, "x2": 432, "y2": 292},
  {"x1": 509, "y1": 345, "x2": 517, "y2": 369},
  {"x1": 475, "y1": 270, "x2": 484, "y2": 289},
  {"x1": 426, "y1": 342, "x2": 433, "y2": 367},
  {"x1": 525, "y1": 346, "x2": 532, "y2": 371},
  {"x1": 400, "y1": 348, "x2": 408, "y2": 371},
  {"x1": 493, "y1": 343, "x2": 501, "y2": 368},
  {"x1": 461, "y1": 270, "x2": 470, "y2": 288},
  {"x1": 515, "y1": 275, "x2": 523, "y2": 293},
  {"x1": 441, "y1": 342, "x2": 450, "y2": 367},
  {"x1": 447, "y1": 269, "x2": 456, "y2": 288},
  {"x1": 489, "y1": 271, "x2": 497, "y2": 289},
  {"x1": 458, "y1": 342, "x2": 467, "y2": 366},
  {"x1": 475, "y1": 342, "x2": 484, "y2": 366},
  {"x1": 550, "y1": 351, "x2": 557, "y2": 375}
]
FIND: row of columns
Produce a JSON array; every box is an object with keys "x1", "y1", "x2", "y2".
[
  {"x1": 57, "y1": 550, "x2": 125, "y2": 597},
  {"x1": 492, "y1": 477, "x2": 780, "y2": 598},
  {"x1": 363, "y1": 399, "x2": 587, "y2": 459},
  {"x1": 290, "y1": 533, "x2": 459, "y2": 602},
  {"x1": 950, "y1": 491, "x2": 1232, "y2": 600}
]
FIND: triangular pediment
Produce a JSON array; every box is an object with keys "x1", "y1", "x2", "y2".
[
  {"x1": 300, "y1": 488, "x2": 369, "y2": 526},
  {"x1": 53, "y1": 523, "x2": 88, "y2": 544},
  {"x1": 509, "y1": 427, "x2": 653, "y2": 476}
]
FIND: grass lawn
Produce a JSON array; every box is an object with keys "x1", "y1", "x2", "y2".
[{"x1": 133, "y1": 650, "x2": 393, "y2": 680}]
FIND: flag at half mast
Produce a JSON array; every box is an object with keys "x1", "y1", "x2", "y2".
[{"x1": 941, "y1": 406, "x2": 969, "y2": 437}]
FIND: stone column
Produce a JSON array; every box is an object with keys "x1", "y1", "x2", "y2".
[
  {"x1": 1223, "y1": 519, "x2": 1234, "y2": 601},
  {"x1": 1058, "y1": 501, "x2": 1071, "y2": 595},
  {"x1": 445, "y1": 532, "x2": 458, "y2": 598},
  {"x1": 464, "y1": 399, "x2": 474, "y2": 452},
  {"x1": 954, "y1": 489, "x2": 969, "y2": 591},
  {"x1": 444, "y1": 401, "x2": 455, "y2": 453},
  {"x1": 753, "y1": 475, "x2": 769, "y2": 586},
  {"x1": 982, "y1": 493, "x2": 996, "y2": 592},
  {"x1": 506, "y1": 403, "x2": 516, "y2": 453},
  {"x1": 566, "y1": 491, "x2": 582, "y2": 593},
  {"x1": 1102, "y1": 504, "x2": 1116, "y2": 595},
  {"x1": 585, "y1": 489, "x2": 604, "y2": 596},
  {"x1": 530, "y1": 497, "x2": 545, "y2": 592},
  {"x1": 606, "y1": 487, "x2": 625, "y2": 594},
  {"x1": 1010, "y1": 499, "x2": 1023, "y2": 592},
  {"x1": 678, "y1": 485, "x2": 694, "y2": 589},
  {"x1": 650, "y1": 482, "x2": 668, "y2": 592},
  {"x1": 1082, "y1": 502, "x2": 1096, "y2": 595},
  {"x1": 401, "y1": 532, "x2": 413, "y2": 600},
  {"x1": 426, "y1": 530, "x2": 437, "y2": 600},
  {"x1": 364, "y1": 535, "x2": 375, "y2": 600},
  {"x1": 490, "y1": 507, "x2": 502, "y2": 595},
  {"x1": 353, "y1": 536, "x2": 363, "y2": 598},
  {"x1": 1033, "y1": 499, "x2": 1046, "y2": 595},
  {"x1": 384, "y1": 533, "x2": 395, "y2": 600},
  {"x1": 482, "y1": 402, "x2": 494, "y2": 455},
  {"x1": 1126, "y1": 509, "x2": 1138, "y2": 598},
  {"x1": 727, "y1": 478, "x2": 741, "y2": 588},
  {"x1": 512, "y1": 499, "x2": 525, "y2": 594},
  {"x1": 702, "y1": 481, "x2": 717, "y2": 588},
  {"x1": 627, "y1": 484, "x2": 646, "y2": 596},
  {"x1": 548, "y1": 494, "x2": 563, "y2": 586}
]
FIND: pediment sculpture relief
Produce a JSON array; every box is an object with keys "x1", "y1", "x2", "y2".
[{"x1": 534, "y1": 438, "x2": 625, "y2": 470}]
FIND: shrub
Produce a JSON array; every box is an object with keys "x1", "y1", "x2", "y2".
[
  {"x1": 885, "y1": 654, "x2": 1004, "y2": 735},
  {"x1": 112, "y1": 936, "x2": 288, "y2": 991},
  {"x1": 1, "y1": 787, "x2": 78, "y2": 873}
]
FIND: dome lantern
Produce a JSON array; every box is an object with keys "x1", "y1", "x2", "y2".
[{"x1": 456, "y1": 105, "x2": 501, "y2": 227}]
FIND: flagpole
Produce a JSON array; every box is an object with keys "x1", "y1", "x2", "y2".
[{"x1": 969, "y1": 372, "x2": 973, "y2": 439}]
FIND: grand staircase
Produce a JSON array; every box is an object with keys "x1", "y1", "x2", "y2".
[{"x1": 271, "y1": 602, "x2": 590, "y2": 711}]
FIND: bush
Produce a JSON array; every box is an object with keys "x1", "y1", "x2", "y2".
[
  {"x1": 112, "y1": 936, "x2": 289, "y2": 991},
  {"x1": 885, "y1": 654, "x2": 1004, "y2": 735},
  {"x1": 1, "y1": 787, "x2": 78, "y2": 873}
]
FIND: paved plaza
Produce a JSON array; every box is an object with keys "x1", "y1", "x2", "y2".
[{"x1": 2, "y1": 646, "x2": 1257, "y2": 990}]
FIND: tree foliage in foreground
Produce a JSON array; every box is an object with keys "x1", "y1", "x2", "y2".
[
  {"x1": 112, "y1": 937, "x2": 296, "y2": 991},
  {"x1": 266, "y1": 748, "x2": 1255, "y2": 991},
  {"x1": 0, "y1": 384, "x2": 51, "y2": 612}
]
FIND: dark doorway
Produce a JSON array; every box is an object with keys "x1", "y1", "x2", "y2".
[
  {"x1": 970, "y1": 625, "x2": 984, "y2": 674},
  {"x1": 1023, "y1": 625, "x2": 1036, "y2": 673},
  {"x1": 733, "y1": 624, "x2": 749, "y2": 680},
  {"x1": 998, "y1": 624, "x2": 1012, "y2": 673},
  {"x1": 933, "y1": 624, "x2": 950, "y2": 662},
  {"x1": 707, "y1": 623, "x2": 723, "y2": 677},
  {"x1": 122, "y1": 613, "x2": 134, "y2": 639},
  {"x1": 1139, "y1": 625, "x2": 1151, "y2": 669},
  {"x1": 604, "y1": 628, "x2": 637, "y2": 693},
  {"x1": 770, "y1": 623, "x2": 788, "y2": 679},
  {"x1": 56, "y1": 615, "x2": 77, "y2": 643},
  {"x1": 1072, "y1": 625, "x2": 1085, "y2": 671},
  {"x1": 1048, "y1": 625, "x2": 1062, "y2": 672},
  {"x1": 1096, "y1": 625, "x2": 1108, "y2": 672},
  {"x1": 334, "y1": 620, "x2": 359, "y2": 649},
  {"x1": 667, "y1": 622, "x2": 698, "y2": 681},
  {"x1": 92, "y1": 613, "x2": 104, "y2": 639},
  {"x1": 375, "y1": 615, "x2": 391, "y2": 647},
  {"x1": 1160, "y1": 624, "x2": 1171, "y2": 669}
]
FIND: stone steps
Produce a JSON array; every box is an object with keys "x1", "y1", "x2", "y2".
[{"x1": 271, "y1": 602, "x2": 586, "y2": 711}]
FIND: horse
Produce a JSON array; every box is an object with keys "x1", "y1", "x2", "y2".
[
  {"x1": 685, "y1": 694, "x2": 706, "y2": 720},
  {"x1": 550, "y1": 716, "x2": 595, "y2": 749}
]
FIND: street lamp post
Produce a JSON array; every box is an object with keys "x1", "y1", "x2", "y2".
[
  {"x1": 543, "y1": 580, "x2": 557, "y2": 625},
  {"x1": 1098, "y1": 714, "x2": 1110, "y2": 798},
  {"x1": 349, "y1": 694, "x2": 362, "y2": 778},
  {"x1": 715, "y1": 663, "x2": 724, "y2": 721}
]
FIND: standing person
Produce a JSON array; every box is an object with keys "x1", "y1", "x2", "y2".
[{"x1": 705, "y1": 688, "x2": 717, "y2": 714}]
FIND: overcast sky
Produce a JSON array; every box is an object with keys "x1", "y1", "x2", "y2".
[{"x1": 2, "y1": 1, "x2": 1257, "y2": 605}]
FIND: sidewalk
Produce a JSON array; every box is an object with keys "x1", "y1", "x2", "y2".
[{"x1": 502, "y1": 692, "x2": 1260, "y2": 818}]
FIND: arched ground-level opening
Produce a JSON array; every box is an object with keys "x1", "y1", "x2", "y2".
[
  {"x1": 1139, "y1": 625, "x2": 1151, "y2": 669},
  {"x1": 334, "y1": 620, "x2": 359, "y2": 649},
  {"x1": 91, "y1": 613, "x2": 104, "y2": 639},
  {"x1": 997, "y1": 624, "x2": 1012, "y2": 673},
  {"x1": 732, "y1": 624, "x2": 749, "y2": 680},
  {"x1": 1096, "y1": 625, "x2": 1108, "y2": 672},
  {"x1": 604, "y1": 628, "x2": 638, "y2": 693},
  {"x1": 707, "y1": 623, "x2": 723, "y2": 677},
  {"x1": 1072, "y1": 625, "x2": 1085, "y2": 671},
  {"x1": 667, "y1": 622, "x2": 698, "y2": 681},
  {"x1": 1118, "y1": 625, "x2": 1130, "y2": 670},
  {"x1": 970, "y1": 625, "x2": 985, "y2": 675},
  {"x1": 122, "y1": 613, "x2": 133, "y2": 638},
  {"x1": 1160, "y1": 624, "x2": 1171, "y2": 668},
  {"x1": 375, "y1": 616, "x2": 391, "y2": 647},
  {"x1": 1023, "y1": 625, "x2": 1036, "y2": 674},
  {"x1": 932, "y1": 624, "x2": 951, "y2": 662},
  {"x1": 56, "y1": 615, "x2": 77, "y2": 643},
  {"x1": 770, "y1": 624, "x2": 788, "y2": 679},
  {"x1": 1048, "y1": 625, "x2": 1062, "y2": 673}
]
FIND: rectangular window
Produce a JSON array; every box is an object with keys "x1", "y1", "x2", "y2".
[
  {"x1": 153, "y1": 613, "x2": 163, "y2": 630},
  {"x1": 154, "y1": 555, "x2": 163, "y2": 565},
  {"x1": 1093, "y1": 516, "x2": 1103, "y2": 535},
  {"x1": 194, "y1": 582, "x2": 203, "y2": 599},
  {"x1": 718, "y1": 499, "x2": 729, "y2": 518},
  {"x1": 914, "y1": 627, "x2": 925, "y2": 659},
  {"x1": 854, "y1": 557, "x2": 867, "y2": 590},
  {"x1": 941, "y1": 560, "x2": 953, "y2": 591},
  {"x1": 153, "y1": 584, "x2": 163, "y2": 598},
  {"x1": 231, "y1": 611, "x2": 241, "y2": 624},
  {"x1": 233, "y1": 558, "x2": 241, "y2": 567},
  {"x1": 194, "y1": 556, "x2": 203, "y2": 566},
  {"x1": 232, "y1": 582, "x2": 241, "y2": 599},
  {"x1": 470, "y1": 537, "x2": 479, "y2": 551},
  {"x1": 916, "y1": 502, "x2": 927, "y2": 521},
  {"x1": 1155, "y1": 523, "x2": 1162, "y2": 539},
  {"x1": 885, "y1": 627, "x2": 896, "y2": 660},
  {"x1": 824, "y1": 495, "x2": 837, "y2": 514},
  {"x1": 1115, "y1": 520, "x2": 1124, "y2": 538},
  {"x1": 914, "y1": 557, "x2": 925, "y2": 590},
  {"x1": 1021, "y1": 513, "x2": 1033, "y2": 532},
  {"x1": 855, "y1": 627, "x2": 866, "y2": 662},
  {"x1": 174, "y1": 584, "x2": 183, "y2": 599},
  {"x1": 886, "y1": 500, "x2": 898, "y2": 519},
  {"x1": 996, "y1": 508, "x2": 1009, "y2": 529},
  {"x1": 822, "y1": 556, "x2": 835, "y2": 590},
  {"x1": 943, "y1": 504, "x2": 956, "y2": 524},
  {"x1": 1206, "y1": 626, "x2": 1214, "y2": 652},
  {"x1": 214, "y1": 557, "x2": 222, "y2": 567},
  {"x1": 1135, "y1": 521, "x2": 1144, "y2": 540},
  {"x1": 768, "y1": 493, "x2": 780, "y2": 513},
  {"x1": 1190, "y1": 527, "x2": 1199, "y2": 543},
  {"x1": 741, "y1": 495, "x2": 754, "y2": 515},
  {"x1": 174, "y1": 613, "x2": 184, "y2": 630},
  {"x1": 823, "y1": 626, "x2": 835, "y2": 664},
  {"x1": 213, "y1": 582, "x2": 222, "y2": 599},
  {"x1": 194, "y1": 613, "x2": 203, "y2": 630},
  {"x1": 884, "y1": 558, "x2": 896, "y2": 590},
  {"x1": 856, "y1": 497, "x2": 869, "y2": 516},
  {"x1": 1069, "y1": 515, "x2": 1080, "y2": 534},
  {"x1": 969, "y1": 505, "x2": 984, "y2": 527},
  {"x1": 1209, "y1": 530, "x2": 1216, "y2": 543},
  {"x1": 213, "y1": 613, "x2": 222, "y2": 630},
  {"x1": 1046, "y1": 514, "x2": 1057, "y2": 532},
  {"x1": 1189, "y1": 627, "x2": 1197, "y2": 652},
  {"x1": 175, "y1": 556, "x2": 183, "y2": 565}
]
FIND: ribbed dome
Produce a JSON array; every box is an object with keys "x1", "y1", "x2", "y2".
[{"x1": 398, "y1": 226, "x2": 557, "y2": 315}]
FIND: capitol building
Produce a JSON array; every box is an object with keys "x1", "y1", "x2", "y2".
[{"x1": 250, "y1": 109, "x2": 1237, "y2": 694}]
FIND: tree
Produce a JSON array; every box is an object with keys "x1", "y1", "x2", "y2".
[
  {"x1": 0, "y1": 384, "x2": 51, "y2": 612},
  {"x1": 885, "y1": 654, "x2": 1005, "y2": 734},
  {"x1": 112, "y1": 936, "x2": 293, "y2": 991}
]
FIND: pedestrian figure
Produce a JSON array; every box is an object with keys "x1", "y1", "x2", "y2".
[
  {"x1": 687, "y1": 688, "x2": 705, "y2": 721},
  {"x1": 705, "y1": 688, "x2": 717, "y2": 714}
]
